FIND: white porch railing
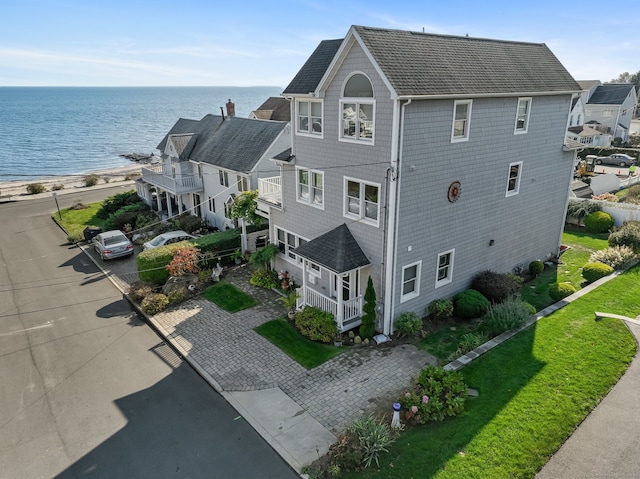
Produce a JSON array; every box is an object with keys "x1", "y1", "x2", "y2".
[
  {"x1": 141, "y1": 164, "x2": 203, "y2": 195},
  {"x1": 257, "y1": 176, "x2": 282, "y2": 206},
  {"x1": 301, "y1": 287, "x2": 362, "y2": 332}
]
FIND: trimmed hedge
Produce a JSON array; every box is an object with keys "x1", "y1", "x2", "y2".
[
  {"x1": 137, "y1": 229, "x2": 241, "y2": 284},
  {"x1": 453, "y1": 289, "x2": 490, "y2": 320},
  {"x1": 584, "y1": 211, "x2": 614, "y2": 234},
  {"x1": 582, "y1": 261, "x2": 614, "y2": 282},
  {"x1": 548, "y1": 282, "x2": 576, "y2": 301}
]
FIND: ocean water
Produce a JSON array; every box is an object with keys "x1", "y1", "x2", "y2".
[{"x1": 0, "y1": 86, "x2": 283, "y2": 181}]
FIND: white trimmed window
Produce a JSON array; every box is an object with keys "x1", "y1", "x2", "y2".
[
  {"x1": 296, "y1": 100, "x2": 323, "y2": 136},
  {"x1": 237, "y1": 175, "x2": 248, "y2": 192},
  {"x1": 451, "y1": 100, "x2": 472, "y2": 142},
  {"x1": 275, "y1": 227, "x2": 307, "y2": 265},
  {"x1": 340, "y1": 73, "x2": 375, "y2": 143},
  {"x1": 344, "y1": 177, "x2": 380, "y2": 226},
  {"x1": 401, "y1": 261, "x2": 421, "y2": 302},
  {"x1": 515, "y1": 97, "x2": 531, "y2": 134},
  {"x1": 435, "y1": 249, "x2": 454, "y2": 287},
  {"x1": 207, "y1": 196, "x2": 215, "y2": 213},
  {"x1": 506, "y1": 161, "x2": 523, "y2": 196},
  {"x1": 219, "y1": 170, "x2": 229, "y2": 187},
  {"x1": 296, "y1": 167, "x2": 324, "y2": 208}
]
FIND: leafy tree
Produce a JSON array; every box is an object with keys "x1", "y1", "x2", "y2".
[
  {"x1": 228, "y1": 190, "x2": 264, "y2": 226},
  {"x1": 608, "y1": 70, "x2": 640, "y2": 92},
  {"x1": 359, "y1": 276, "x2": 376, "y2": 339}
]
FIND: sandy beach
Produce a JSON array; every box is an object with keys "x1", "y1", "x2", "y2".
[{"x1": 0, "y1": 164, "x2": 143, "y2": 198}]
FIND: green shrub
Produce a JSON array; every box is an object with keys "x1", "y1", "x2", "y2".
[
  {"x1": 103, "y1": 202, "x2": 149, "y2": 231},
  {"x1": 584, "y1": 211, "x2": 614, "y2": 234},
  {"x1": 129, "y1": 281, "x2": 156, "y2": 303},
  {"x1": 166, "y1": 288, "x2": 187, "y2": 304},
  {"x1": 51, "y1": 184, "x2": 64, "y2": 191},
  {"x1": 453, "y1": 289, "x2": 490, "y2": 319},
  {"x1": 27, "y1": 183, "x2": 46, "y2": 194},
  {"x1": 140, "y1": 293, "x2": 169, "y2": 315},
  {"x1": 528, "y1": 260, "x2": 544, "y2": 276},
  {"x1": 589, "y1": 245, "x2": 637, "y2": 269},
  {"x1": 479, "y1": 296, "x2": 533, "y2": 337},
  {"x1": 471, "y1": 270, "x2": 522, "y2": 303},
  {"x1": 394, "y1": 312, "x2": 422, "y2": 337},
  {"x1": 192, "y1": 228, "x2": 241, "y2": 259},
  {"x1": 548, "y1": 282, "x2": 577, "y2": 301},
  {"x1": 96, "y1": 190, "x2": 140, "y2": 219},
  {"x1": 427, "y1": 298, "x2": 454, "y2": 320},
  {"x1": 176, "y1": 214, "x2": 206, "y2": 234},
  {"x1": 137, "y1": 243, "x2": 185, "y2": 284},
  {"x1": 582, "y1": 261, "x2": 614, "y2": 282},
  {"x1": 249, "y1": 268, "x2": 278, "y2": 288},
  {"x1": 359, "y1": 277, "x2": 377, "y2": 339},
  {"x1": 566, "y1": 199, "x2": 602, "y2": 221},
  {"x1": 608, "y1": 220, "x2": 640, "y2": 253},
  {"x1": 83, "y1": 174, "x2": 99, "y2": 187},
  {"x1": 398, "y1": 366, "x2": 467, "y2": 424},
  {"x1": 294, "y1": 306, "x2": 336, "y2": 343}
]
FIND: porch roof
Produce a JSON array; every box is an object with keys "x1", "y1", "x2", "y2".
[{"x1": 293, "y1": 223, "x2": 370, "y2": 274}]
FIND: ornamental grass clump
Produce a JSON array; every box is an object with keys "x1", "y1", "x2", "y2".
[
  {"x1": 397, "y1": 366, "x2": 467, "y2": 425},
  {"x1": 589, "y1": 245, "x2": 637, "y2": 269},
  {"x1": 608, "y1": 220, "x2": 640, "y2": 253},
  {"x1": 479, "y1": 295, "x2": 535, "y2": 337},
  {"x1": 582, "y1": 261, "x2": 614, "y2": 282}
]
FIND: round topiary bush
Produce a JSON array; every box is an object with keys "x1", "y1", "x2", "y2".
[
  {"x1": 584, "y1": 211, "x2": 614, "y2": 234},
  {"x1": 548, "y1": 282, "x2": 576, "y2": 301},
  {"x1": 528, "y1": 260, "x2": 544, "y2": 276},
  {"x1": 470, "y1": 270, "x2": 522, "y2": 304},
  {"x1": 582, "y1": 261, "x2": 614, "y2": 282},
  {"x1": 453, "y1": 289, "x2": 490, "y2": 319}
]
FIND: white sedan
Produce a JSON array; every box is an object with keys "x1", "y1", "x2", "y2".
[{"x1": 93, "y1": 230, "x2": 134, "y2": 260}]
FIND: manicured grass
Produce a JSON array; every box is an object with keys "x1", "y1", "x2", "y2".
[
  {"x1": 418, "y1": 322, "x2": 478, "y2": 363},
  {"x1": 54, "y1": 202, "x2": 105, "y2": 239},
  {"x1": 255, "y1": 318, "x2": 343, "y2": 369},
  {"x1": 202, "y1": 280, "x2": 258, "y2": 313},
  {"x1": 343, "y1": 266, "x2": 638, "y2": 479}
]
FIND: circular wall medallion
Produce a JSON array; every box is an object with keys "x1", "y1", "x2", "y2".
[{"x1": 447, "y1": 181, "x2": 461, "y2": 203}]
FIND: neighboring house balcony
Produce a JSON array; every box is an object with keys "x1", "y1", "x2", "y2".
[
  {"x1": 257, "y1": 176, "x2": 282, "y2": 207},
  {"x1": 141, "y1": 164, "x2": 203, "y2": 195}
]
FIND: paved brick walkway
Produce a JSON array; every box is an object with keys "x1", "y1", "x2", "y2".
[{"x1": 150, "y1": 264, "x2": 437, "y2": 433}]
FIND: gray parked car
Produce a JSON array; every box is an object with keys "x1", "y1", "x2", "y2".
[
  {"x1": 143, "y1": 230, "x2": 196, "y2": 251},
  {"x1": 595, "y1": 154, "x2": 636, "y2": 167},
  {"x1": 93, "y1": 230, "x2": 134, "y2": 260}
]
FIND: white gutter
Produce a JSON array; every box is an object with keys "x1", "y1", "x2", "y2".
[
  {"x1": 383, "y1": 98, "x2": 411, "y2": 336},
  {"x1": 392, "y1": 90, "x2": 581, "y2": 101}
]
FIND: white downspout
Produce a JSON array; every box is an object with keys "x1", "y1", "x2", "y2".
[{"x1": 383, "y1": 99, "x2": 410, "y2": 336}]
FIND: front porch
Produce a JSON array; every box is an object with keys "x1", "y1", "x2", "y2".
[{"x1": 141, "y1": 164, "x2": 203, "y2": 195}]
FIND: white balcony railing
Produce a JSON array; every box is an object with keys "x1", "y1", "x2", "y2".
[
  {"x1": 257, "y1": 176, "x2": 282, "y2": 206},
  {"x1": 141, "y1": 164, "x2": 203, "y2": 195},
  {"x1": 301, "y1": 287, "x2": 362, "y2": 332}
]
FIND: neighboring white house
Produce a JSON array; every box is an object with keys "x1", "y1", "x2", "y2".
[
  {"x1": 137, "y1": 101, "x2": 290, "y2": 232},
  {"x1": 578, "y1": 80, "x2": 638, "y2": 143}
]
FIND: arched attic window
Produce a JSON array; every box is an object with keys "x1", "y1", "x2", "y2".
[{"x1": 341, "y1": 73, "x2": 375, "y2": 142}]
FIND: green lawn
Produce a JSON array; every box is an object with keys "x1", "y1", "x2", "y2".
[
  {"x1": 343, "y1": 266, "x2": 638, "y2": 479},
  {"x1": 255, "y1": 318, "x2": 343, "y2": 369},
  {"x1": 53, "y1": 202, "x2": 106, "y2": 240},
  {"x1": 202, "y1": 281, "x2": 258, "y2": 313}
]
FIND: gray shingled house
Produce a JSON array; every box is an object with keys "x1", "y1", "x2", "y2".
[
  {"x1": 256, "y1": 25, "x2": 581, "y2": 337},
  {"x1": 137, "y1": 103, "x2": 290, "y2": 232}
]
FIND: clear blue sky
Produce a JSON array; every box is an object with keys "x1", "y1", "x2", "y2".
[{"x1": 1, "y1": 0, "x2": 637, "y2": 87}]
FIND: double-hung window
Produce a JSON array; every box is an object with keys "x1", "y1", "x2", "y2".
[
  {"x1": 340, "y1": 73, "x2": 375, "y2": 142},
  {"x1": 296, "y1": 100, "x2": 323, "y2": 136},
  {"x1": 451, "y1": 100, "x2": 472, "y2": 142},
  {"x1": 237, "y1": 175, "x2": 248, "y2": 192},
  {"x1": 514, "y1": 97, "x2": 531, "y2": 134},
  {"x1": 275, "y1": 227, "x2": 307, "y2": 265},
  {"x1": 344, "y1": 177, "x2": 380, "y2": 226},
  {"x1": 207, "y1": 196, "x2": 215, "y2": 213},
  {"x1": 506, "y1": 161, "x2": 523, "y2": 196},
  {"x1": 401, "y1": 261, "x2": 421, "y2": 303},
  {"x1": 296, "y1": 167, "x2": 324, "y2": 208},
  {"x1": 219, "y1": 170, "x2": 229, "y2": 187},
  {"x1": 435, "y1": 249, "x2": 454, "y2": 287}
]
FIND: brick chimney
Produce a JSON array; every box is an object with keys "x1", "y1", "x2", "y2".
[{"x1": 226, "y1": 99, "x2": 235, "y2": 117}]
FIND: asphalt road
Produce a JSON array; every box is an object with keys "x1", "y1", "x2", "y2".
[{"x1": 0, "y1": 186, "x2": 297, "y2": 478}]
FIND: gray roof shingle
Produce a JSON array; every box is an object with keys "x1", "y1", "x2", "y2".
[
  {"x1": 283, "y1": 39, "x2": 343, "y2": 94},
  {"x1": 251, "y1": 97, "x2": 291, "y2": 121},
  {"x1": 292, "y1": 224, "x2": 370, "y2": 274},
  {"x1": 156, "y1": 114, "x2": 287, "y2": 173},
  {"x1": 587, "y1": 84, "x2": 635, "y2": 105}
]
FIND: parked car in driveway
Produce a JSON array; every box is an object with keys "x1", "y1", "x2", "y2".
[
  {"x1": 143, "y1": 230, "x2": 196, "y2": 251},
  {"x1": 595, "y1": 154, "x2": 636, "y2": 167},
  {"x1": 93, "y1": 230, "x2": 134, "y2": 260}
]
